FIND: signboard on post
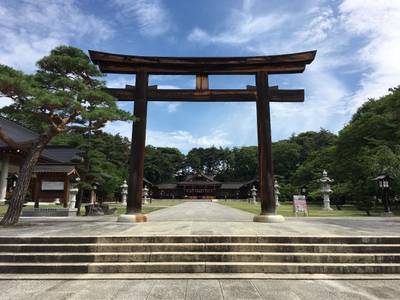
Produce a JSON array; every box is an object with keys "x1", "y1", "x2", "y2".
[
  {"x1": 41, "y1": 181, "x2": 65, "y2": 191},
  {"x1": 293, "y1": 195, "x2": 308, "y2": 216}
]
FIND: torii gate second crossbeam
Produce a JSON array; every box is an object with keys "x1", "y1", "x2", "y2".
[{"x1": 89, "y1": 50, "x2": 316, "y2": 223}]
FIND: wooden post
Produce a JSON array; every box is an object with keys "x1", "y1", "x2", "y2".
[
  {"x1": 33, "y1": 175, "x2": 41, "y2": 208},
  {"x1": 63, "y1": 175, "x2": 69, "y2": 208},
  {"x1": 255, "y1": 71, "x2": 275, "y2": 215},
  {"x1": 126, "y1": 72, "x2": 148, "y2": 214},
  {"x1": 196, "y1": 74, "x2": 209, "y2": 90}
]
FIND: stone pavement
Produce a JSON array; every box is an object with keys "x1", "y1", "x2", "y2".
[
  {"x1": 148, "y1": 201, "x2": 254, "y2": 222},
  {"x1": 1, "y1": 279, "x2": 400, "y2": 299},
  {"x1": 0, "y1": 201, "x2": 399, "y2": 237}
]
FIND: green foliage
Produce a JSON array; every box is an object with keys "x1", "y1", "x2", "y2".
[
  {"x1": 185, "y1": 147, "x2": 230, "y2": 177},
  {"x1": 333, "y1": 87, "x2": 400, "y2": 210},
  {"x1": 224, "y1": 146, "x2": 258, "y2": 181},
  {"x1": 52, "y1": 131, "x2": 130, "y2": 201},
  {"x1": 145, "y1": 146, "x2": 185, "y2": 184},
  {"x1": 0, "y1": 46, "x2": 131, "y2": 136}
]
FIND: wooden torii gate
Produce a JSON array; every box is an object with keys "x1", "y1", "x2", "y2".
[{"x1": 89, "y1": 50, "x2": 316, "y2": 223}]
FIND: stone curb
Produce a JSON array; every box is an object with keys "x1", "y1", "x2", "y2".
[{"x1": 0, "y1": 273, "x2": 399, "y2": 280}]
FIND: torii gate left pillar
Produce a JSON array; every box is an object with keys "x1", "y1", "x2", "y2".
[{"x1": 117, "y1": 72, "x2": 148, "y2": 223}]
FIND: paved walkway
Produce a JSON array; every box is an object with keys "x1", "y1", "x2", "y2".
[
  {"x1": 148, "y1": 201, "x2": 254, "y2": 222},
  {"x1": 2, "y1": 279, "x2": 399, "y2": 299},
  {"x1": 0, "y1": 201, "x2": 399, "y2": 237}
]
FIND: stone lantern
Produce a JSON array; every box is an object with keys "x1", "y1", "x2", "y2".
[
  {"x1": 90, "y1": 182, "x2": 99, "y2": 204},
  {"x1": 274, "y1": 179, "x2": 281, "y2": 207},
  {"x1": 68, "y1": 177, "x2": 80, "y2": 209},
  {"x1": 251, "y1": 185, "x2": 257, "y2": 205},
  {"x1": 120, "y1": 180, "x2": 128, "y2": 204},
  {"x1": 320, "y1": 170, "x2": 333, "y2": 210},
  {"x1": 373, "y1": 174, "x2": 393, "y2": 216},
  {"x1": 143, "y1": 185, "x2": 149, "y2": 205}
]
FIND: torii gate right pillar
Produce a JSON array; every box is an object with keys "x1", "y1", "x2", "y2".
[{"x1": 254, "y1": 71, "x2": 285, "y2": 223}]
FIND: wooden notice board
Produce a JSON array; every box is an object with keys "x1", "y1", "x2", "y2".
[{"x1": 293, "y1": 195, "x2": 308, "y2": 216}]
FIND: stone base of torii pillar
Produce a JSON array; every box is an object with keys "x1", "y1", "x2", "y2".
[
  {"x1": 253, "y1": 214, "x2": 285, "y2": 223},
  {"x1": 117, "y1": 213, "x2": 148, "y2": 223}
]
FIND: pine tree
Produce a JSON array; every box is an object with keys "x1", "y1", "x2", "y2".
[{"x1": 0, "y1": 46, "x2": 131, "y2": 225}]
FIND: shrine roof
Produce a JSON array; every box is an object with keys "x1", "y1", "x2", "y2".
[
  {"x1": 0, "y1": 116, "x2": 38, "y2": 148},
  {"x1": 41, "y1": 146, "x2": 84, "y2": 164},
  {"x1": 178, "y1": 181, "x2": 221, "y2": 186},
  {"x1": 220, "y1": 182, "x2": 247, "y2": 189},
  {"x1": 0, "y1": 117, "x2": 82, "y2": 164},
  {"x1": 156, "y1": 183, "x2": 177, "y2": 189},
  {"x1": 184, "y1": 173, "x2": 216, "y2": 182},
  {"x1": 34, "y1": 164, "x2": 77, "y2": 176}
]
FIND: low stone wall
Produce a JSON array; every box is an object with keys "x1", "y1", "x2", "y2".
[{"x1": 21, "y1": 208, "x2": 77, "y2": 217}]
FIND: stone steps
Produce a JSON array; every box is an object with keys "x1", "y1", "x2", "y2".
[
  {"x1": 0, "y1": 235, "x2": 399, "y2": 274},
  {"x1": 1, "y1": 236, "x2": 399, "y2": 244},
  {"x1": 1, "y1": 252, "x2": 399, "y2": 263},
  {"x1": 1, "y1": 243, "x2": 400, "y2": 253},
  {"x1": 0, "y1": 262, "x2": 400, "y2": 274}
]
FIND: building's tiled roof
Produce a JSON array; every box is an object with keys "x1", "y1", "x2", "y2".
[
  {"x1": 242, "y1": 178, "x2": 258, "y2": 186},
  {"x1": 156, "y1": 183, "x2": 177, "y2": 189},
  {"x1": 0, "y1": 116, "x2": 38, "y2": 148},
  {"x1": 0, "y1": 117, "x2": 82, "y2": 164},
  {"x1": 178, "y1": 181, "x2": 221, "y2": 186},
  {"x1": 34, "y1": 164, "x2": 77, "y2": 175},
  {"x1": 41, "y1": 146, "x2": 83, "y2": 163},
  {"x1": 220, "y1": 182, "x2": 246, "y2": 189},
  {"x1": 184, "y1": 173, "x2": 217, "y2": 183}
]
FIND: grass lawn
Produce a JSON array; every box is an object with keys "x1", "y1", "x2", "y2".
[
  {"x1": 107, "y1": 199, "x2": 185, "y2": 216},
  {"x1": 220, "y1": 200, "x2": 397, "y2": 217},
  {"x1": 0, "y1": 199, "x2": 185, "y2": 218}
]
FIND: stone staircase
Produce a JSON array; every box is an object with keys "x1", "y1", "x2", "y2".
[{"x1": 0, "y1": 236, "x2": 399, "y2": 274}]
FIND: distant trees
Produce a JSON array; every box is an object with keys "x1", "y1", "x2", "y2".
[
  {"x1": 144, "y1": 146, "x2": 185, "y2": 184},
  {"x1": 52, "y1": 131, "x2": 131, "y2": 202},
  {"x1": 333, "y1": 87, "x2": 400, "y2": 213}
]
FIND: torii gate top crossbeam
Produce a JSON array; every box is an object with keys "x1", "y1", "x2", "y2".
[{"x1": 88, "y1": 50, "x2": 316, "y2": 75}]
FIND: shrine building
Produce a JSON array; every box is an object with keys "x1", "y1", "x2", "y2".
[
  {"x1": 0, "y1": 116, "x2": 81, "y2": 207},
  {"x1": 152, "y1": 173, "x2": 259, "y2": 199}
]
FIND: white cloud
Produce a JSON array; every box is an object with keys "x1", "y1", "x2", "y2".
[
  {"x1": 104, "y1": 121, "x2": 232, "y2": 152},
  {"x1": 147, "y1": 129, "x2": 232, "y2": 152},
  {"x1": 0, "y1": 97, "x2": 13, "y2": 107},
  {"x1": 186, "y1": 0, "x2": 350, "y2": 137},
  {"x1": 0, "y1": 0, "x2": 113, "y2": 73},
  {"x1": 339, "y1": 0, "x2": 400, "y2": 111},
  {"x1": 187, "y1": 4, "x2": 288, "y2": 45},
  {"x1": 106, "y1": 76, "x2": 133, "y2": 88},
  {"x1": 153, "y1": 85, "x2": 181, "y2": 113},
  {"x1": 113, "y1": 0, "x2": 171, "y2": 36},
  {"x1": 105, "y1": 78, "x2": 182, "y2": 114},
  {"x1": 186, "y1": 0, "x2": 400, "y2": 138}
]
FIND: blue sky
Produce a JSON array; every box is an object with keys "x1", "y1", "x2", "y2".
[{"x1": 1, "y1": 0, "x2": 400, "y2": 152}]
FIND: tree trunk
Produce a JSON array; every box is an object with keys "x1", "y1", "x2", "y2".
[{"x1": 0, "y1": 134, "x2": 52, "y2": 225}]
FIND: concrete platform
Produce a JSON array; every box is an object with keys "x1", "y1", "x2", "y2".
[
  {"x1": 0, "y1": 202, "x2": 399, "y2": 237},
  {"x1": 1, "y1": 278, "x2": 400, "y2": 300}
]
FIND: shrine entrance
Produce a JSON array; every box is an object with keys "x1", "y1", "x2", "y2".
[{"x1": 89, "y1": 50, "x2": 316, "y2": 222}]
